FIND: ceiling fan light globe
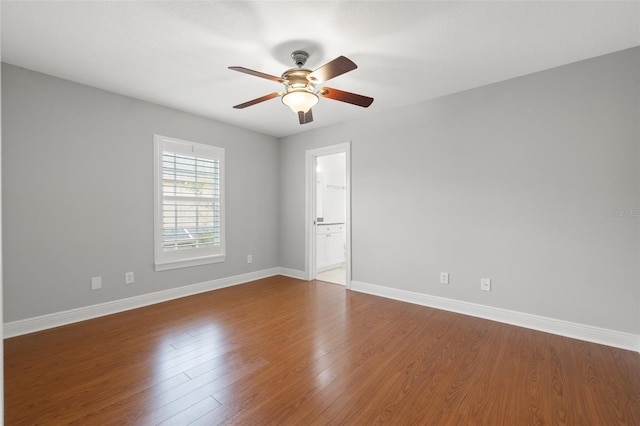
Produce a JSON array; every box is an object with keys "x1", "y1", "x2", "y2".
[{"x1": 281, "y1": 90, "x2": 318, "y2": 114}]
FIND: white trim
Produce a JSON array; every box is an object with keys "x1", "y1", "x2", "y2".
[
  {"x1": 6, "y1": 272, "x2": 637, "y2": 352},
  {"x1": 0, "y1": 60, "x2": 5, "y2": 419},
  {"x1": 4, "y1": 268, "x2": 280, "y2": 339},
  {"x1": 278, "y1": 267, "x2": 307, "y2": 280},
  {"x1": 351, "y1": 280, "x2": 640, "y2": 353},
  {"x1": 305, "y1": 143, "x2": 352, "y2": 289},
  {"x1": 304, "y1": 149, "x2": 314, "y2": 281}
]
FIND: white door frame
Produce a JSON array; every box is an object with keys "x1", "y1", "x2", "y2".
[{"x1": 305, "y1": 142, "x2": 351, "y2": 288}]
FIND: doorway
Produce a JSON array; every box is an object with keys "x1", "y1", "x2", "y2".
[{"x1": 305, "y1": 143, "x2": 351, "y2": 288}]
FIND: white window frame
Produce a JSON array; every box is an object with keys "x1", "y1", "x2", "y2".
[{"x1": 153, "y1": 134, "x2": 225, "y2": 271}]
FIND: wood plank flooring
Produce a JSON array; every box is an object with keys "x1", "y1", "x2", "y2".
[{"x1": 5, "y1": 275, "x2": 640, "y2": 425}]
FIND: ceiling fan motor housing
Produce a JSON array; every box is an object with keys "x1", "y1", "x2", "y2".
[{"x1": 281, "y1": 68, "x2": 314, "y2": 92}]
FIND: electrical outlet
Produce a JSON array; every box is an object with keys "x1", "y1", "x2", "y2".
[
  {"x1": 125, "y1": 272, "x2": 134, "y2": 284},
  {"x1": 247, "y1": 255, "x2": 252, "y2": 264},
  {"x1": 481, "y1": 278, "x2": 491, "y2": 292},
  {"x1": 440, "y1": 272, "x2": 449, "y2": 284},
  {"x1": 91, "y1": 276, "x2": 102, "y2": 290}
]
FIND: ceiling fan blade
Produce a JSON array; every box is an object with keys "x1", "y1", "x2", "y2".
[
  {"x1": 228, "y1": 66, "x2": 284, "y2": 83},
  {"x1": 307, "y1": 56, "x2": 357, "y2": 83},
  {"x1": 298, "y1": 109, "x2": 314, "y2": 125},
  {"x1": 318, "y1": 87, "x2": 374, "y2": 108},
  {"x1": 232, "y1": 92, "x2": 281, "y2": 109}
]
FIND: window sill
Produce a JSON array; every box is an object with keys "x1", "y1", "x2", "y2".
[{"x1": 154, "y1": 255, "x2": 225, "y2": 272}]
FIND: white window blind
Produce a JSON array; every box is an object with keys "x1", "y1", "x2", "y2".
[{"x1": 154, "y1": 135, "x2": 225, "y2": 271}]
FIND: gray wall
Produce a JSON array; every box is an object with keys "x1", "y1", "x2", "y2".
[
  {"x1": 3, "y1": 48, "x2": 639, "y2": 335},
  {"x1": 2, "y1": 64, "x2": 280, "y2": 321},
  {"x1": 279, "y1": 47, "x2": 640, "y2": 334}
]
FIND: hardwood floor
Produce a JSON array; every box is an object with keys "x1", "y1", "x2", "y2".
[{"x1": 5, "y1": 275, "x2": 640, "y2": 425}]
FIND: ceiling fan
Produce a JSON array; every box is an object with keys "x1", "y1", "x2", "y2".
[{"x1": 229, "y1": 50, "x2": 374, "y2": 125}]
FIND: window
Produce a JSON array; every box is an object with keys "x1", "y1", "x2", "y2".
[{"x1": 154, "y1": 135, "x2": 225, "y2": 271}]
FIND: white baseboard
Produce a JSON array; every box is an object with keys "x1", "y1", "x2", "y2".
[
  {"x1": 278, "y1": 267, "x2": 307, "y2": 280},
  {"x1": 351, "y1": 280, "x2": 640, "y2": 353},
  {"x1": 8, "y1": 271, "x2": 636, "y2": 353},
  {"x1": 4, "y1": 268, "x2": 281, "y2": 339}
]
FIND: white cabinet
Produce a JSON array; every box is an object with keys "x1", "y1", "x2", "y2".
[{"x1": 316, "y1": 224, "x2": 345, "y2": 272}]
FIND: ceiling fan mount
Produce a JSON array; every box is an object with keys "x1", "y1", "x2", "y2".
[
  {"x1": 229, "y1": 50, "x2": 374, "y2": 125},
  {"x1": 290, "y1": 50, "x2": 310, "y2": 68}
]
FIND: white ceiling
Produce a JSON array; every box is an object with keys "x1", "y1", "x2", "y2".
[{"x1": 2, "y1": 1, "x2": 639, "y2": 138}]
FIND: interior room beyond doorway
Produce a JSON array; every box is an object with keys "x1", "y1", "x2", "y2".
[{"x1": 315, "y1": 152, "x2": 347, "y2": 286}]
